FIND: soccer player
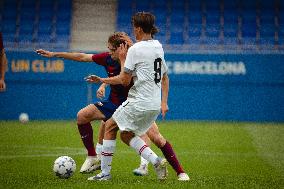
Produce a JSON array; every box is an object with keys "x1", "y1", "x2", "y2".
[
  {"x1": 36, "y1": 32, "x2": 131, "y2": 173},
  {"x1": 86, "y1": 12, "x2": 182, "y2": 181},
  {"x1": 99, "y1": 84, "x2": 189, "y2": 181},
  {"x1": 0, "y1": 32, "x2": 7, "y2": 92}
]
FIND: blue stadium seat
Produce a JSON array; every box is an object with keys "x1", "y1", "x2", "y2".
[
  {"x1": 188, "y1": 36, "x2": 201, "y2": 45},
  {"x1": 40, "y1": 0, "x2": 55, "y2": 9},
  {"x1": 260, "y1": 24, "x2": 275, "y2": 37},
  {"x1": 157, "y1": 25, "x2": 166, "y2": 36},
  {"x1": 2, "y1": 9, "x2": 17, "y2": 19},
  {"x1": 2, "y1": 19, "x2": 17, "y2": 33},
  {"x1": 20, "y1": 21, "x2": 34, "y2": 34},
  {"x1": 260, "y1": 9, "x2": 275, "y2": 23},
  {"x1": 242, "y1": 0, "x2": 257, "y2": 9},
  {"x1": 40, "y1": 11, "x2": 54, "y2": 20},
  {"x1": 2, "y1": 23, "x2": 16, "y2": 33},
  {"x1": 3, "y1": 0, "x2": 18, "y2": 9},
  {"x1": 58, "y1": 0, "x2": 72, "y2": 9},
  {"x1": 258, "y1": 37, "x2": 275, "y2": 46},
  {"x1": 57, "y1": 24, "x2": 70, "y2": 35},
  {"x1": 223, "y1": 37, "x2": 238, "y2": 46},
  {"x1": 155, "y1": 34, "x2": 167, "y2": 44},
  {"x1": 223, "y1": 0, "x2": 238, "y2": 8},
  {"x1": 241, "y1": 10, "x2": 256, "y2": 23},
  {"x1": 188, "y1": 10, "x2": 202, "y2": 24},
  {"x1": 2, "y1": 33, "x2": 15, "y2": 43},
  {"x1": 154, "y1": 10, "x2": 167, "y2": 24},
  {"x1": 224, "y1": 23, "x2": 238, "y2": 37},
  {"x1": 18, "y1": 34, "x2": 34, "y2": 46},
  {"x1": 205, "y1": 0, "x2": 220, "y2": 9},
  {"x1": 206, "y1": 10, "x2": 220, "y2": 24},
  {"x1": 242, "y1": 23, "x2": 256, "y2": 37},
  {"x1": 38, "y1": 34, "x2": 52, "y2": 44},
  {"x1": 188, "y1": 0, "x2": 201, "y2": 9},
  {"x1": 171, "y1": 0, "x2": 186, "y2": 10},
  {"x1": 188, "y1": 23, "x2": 202, "y2": 37},
  {"x1": 171, "y1": 22, "x2": 184, "y2": 33},
  {"x1": 38, "y1": 20, "x2": 53, "y2": 34},
  {"x1": 135, "y1": 0, "x2": 152, "y2": 12},
  {"x1": 20, "y1": 12, "x2": 35, "y2": 22},
  {"x1": 171, "y1": 11, "x2": 185, "y2": 24},
  {"x1": 169, "y1": 31, "x2": 184, "y2": 44},
  {"x1": 152, "y1": 0, "x2": 168, "y2": 10},
  {"x1": 260, "y1": 1, "x2": 275, "y2": 9},
  {"x1": 203, "y1": 36, "x2": 221, "y2": 45},
  {"x1": 55, "y1": 34, "x2": 69, "y2": 49},
  {"x1": 241, "y1": 37, "x2": 256, "y2": 48},
  {"x1": 224, "y1": 10, "x2": 238, "y2": 23},
  {"x1": 119, "y1": 0, "x2": 133, "y2": 7},
  {"x1": 206, "y1": 23, "x2": 220, "y2": 37}
]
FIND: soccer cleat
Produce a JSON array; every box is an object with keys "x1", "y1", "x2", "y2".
[
  {"x1": 80, "y1": 156, "x2": 101, "y2": 173},
  {"x1": 154, "y1": 157, "x2": 168, "y2": 180},
  {"x1": 88, "y1": 172, "x2": 111, "y2": 181},
  {"x1": 177, "y1": 173, "x2": 190, "y2": 181},
  {"x1": 133, "y1": 165, "x2": 148, "y2": 176}
]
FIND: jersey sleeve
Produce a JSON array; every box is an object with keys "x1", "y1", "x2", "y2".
[
  {"x1": 91, "y1": 52, "x2": 109, "y2": 66},
  {"x1": 124, "y1": 47, "x2": 135, "y2": 73},
  {"x1": 161, "y1": 56, "x2": 168, "y2": 75}
]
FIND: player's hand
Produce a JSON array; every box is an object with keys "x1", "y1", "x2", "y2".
[
  {"x1": 0, "y1": 79, "x2": 6, "y2": 92},
  {"x1": 96, "y1": 85, "x2": 106, "y2": 99},
  {"x1": 117, "y1": 43, "x2": 128, "y2": 63},
  {"x1": 35, "y1": 49, "x2": 54, "y2": 58},
  {"x1": 161, "y1": 102, "x2": 169, "y2": 119},
  {"x1": 84, "y1": 75, "x2": 102, "y2": 83}
]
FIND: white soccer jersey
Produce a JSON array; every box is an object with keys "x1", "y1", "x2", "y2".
[{"x1": 124, "y1": 39, "x2": 168, "y2": 110}]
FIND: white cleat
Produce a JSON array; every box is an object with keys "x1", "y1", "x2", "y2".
[
  {"x1": 80, "y1": 156, "x2": 101, "y2": 173},
  {"x1": 154, "y1": 157, "x2": 168, "y2": 180},
  {"x1": 178, "y1": 173, "x2": 190, "y2": 181},
  {"x1": 133, "y1": 165, "x2": 148, "y2": 176},
  {"x1": 88, "y1": 172, "x2": 111, "y2": 181}
]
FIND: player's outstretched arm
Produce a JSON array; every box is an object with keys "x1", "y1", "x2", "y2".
[
  {"x1": 161, "y1": 73, "x2": 169, "y2": 119},
  {"x1": 35, "y1": 49, "x2": 93, "y2": 62}
]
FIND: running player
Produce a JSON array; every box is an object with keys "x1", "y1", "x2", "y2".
[
  {"x1": 36, "y1": 32, "x2": 131, "y2": 173},
  {"x1": 99, "y1": 84, "x2": 189, "y2": 181}
]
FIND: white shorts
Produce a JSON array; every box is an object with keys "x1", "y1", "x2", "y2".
[{"x1": 112, "y1": 100, "x2": 160, "y2": 136}]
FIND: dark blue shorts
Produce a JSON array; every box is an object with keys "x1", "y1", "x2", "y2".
[{"x1": 94, "y1": 100, "x2": 120, "y2": 121}]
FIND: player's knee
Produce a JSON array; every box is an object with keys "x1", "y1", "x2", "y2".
[
  {"x1": 77, "y1": 110, "x2": 87, "y2": 124},
  {"x1": 103, "y1": 120, "x2": 118, "y2": 140},
  {"x1": 120, "y1": 131, "x2": 134, "y2": 145}
]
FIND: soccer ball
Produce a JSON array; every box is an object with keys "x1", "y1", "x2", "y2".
[
  {"x1": 53, "y1": 156, "x2": 76, "y2": 179},
  {"x1": 19, "y1": 113, "x2": 29, "y2": 123}
]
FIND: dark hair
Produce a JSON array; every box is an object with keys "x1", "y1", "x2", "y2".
[
  {"x1": 131, "y1": 12, "x2": 159, "y2": 36},
  {"x1": 108, "y1": 32, "x2": 129, "y2": 49}
]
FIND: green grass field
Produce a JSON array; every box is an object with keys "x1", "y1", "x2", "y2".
[{"x1": 0, "y1": 120, "x2": 283, "y2": 189}]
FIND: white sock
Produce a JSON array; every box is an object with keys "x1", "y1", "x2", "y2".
[
  {"x1": 140, "y1": 156, "x2": 149, "y2": 168},
  {"x1": 96, "y1": 143, "x2": 103, "y2": 158},
  {"x1": 129, "y1": 136, "x2": 158, "y2": 166},
  {"x1": 101, "y1": 139, "x2": 116, "y2": 175}
]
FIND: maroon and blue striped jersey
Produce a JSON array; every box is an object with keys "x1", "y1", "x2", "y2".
[{"x1": 92, "y1": 52, "x2": 130, "y2": 105}]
